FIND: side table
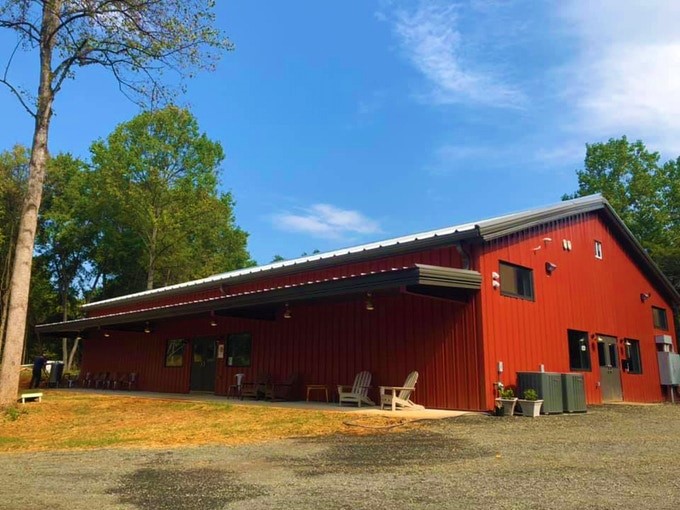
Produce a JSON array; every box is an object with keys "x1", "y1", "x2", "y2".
[{"x1": 306, "y1": 384, "x2": 329, "y2": 402}]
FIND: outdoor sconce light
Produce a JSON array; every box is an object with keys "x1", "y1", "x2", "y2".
[
  {"x1": 103, "y1": 331, "x2": 110, "y2": 338},
  {"x1": 491, "y1": 271, "x2": 501, "y2": 289},
  {"x1": 545, "y1": 262, "x2": 557, "y2": 274},
  {"x1": 640, "y1": 292, "x2": 651, "y2": 302},
  {"x1": 209, "y1": 311, "x2": 218, "y2": 327},
  {"x1": 283, "y1": 303, "x2": 292, "y2": 319},
  {"x1": 597, "y1": 336, "x2": 604, "y2": 344},
  {"x1": 365, "y1": 292, "x2": 374, "y2": 311},
  {"x1": 143, "y1": 322, "x2": 152, "y2": 334}
]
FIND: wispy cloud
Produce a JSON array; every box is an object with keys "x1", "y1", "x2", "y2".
[
  {"x1": 559, "y1": 0, "x2": 680, "y2": 154},
  {"x1": 273, "y1": 204, "x2": 382, "y2": 240},
  {"x1": 386, "y1": 1, "x2": 525, "y2": 108}
]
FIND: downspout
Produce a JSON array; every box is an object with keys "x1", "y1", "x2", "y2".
[{"x1": 455, "y1": 242, "x2": 471, "y2": 270}]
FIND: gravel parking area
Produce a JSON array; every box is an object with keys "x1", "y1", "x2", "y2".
[{"x1": 2, "y1": 404, "x2": 680, "y2": 509}]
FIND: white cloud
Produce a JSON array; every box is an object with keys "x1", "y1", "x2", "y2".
[
  {"x1": 388, "y1": 1, "x2": 525, "y2": 108},
  {"x1": 559, "y1": 0, "x2": 680, "y2": 154},
  {"x1": 273, "y1": 204, "x2": 382, "y2": 240}
]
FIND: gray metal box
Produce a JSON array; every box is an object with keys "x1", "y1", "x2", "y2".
[
  {"x1": 561, "y1": 373, "x2": 587, "y2": 412},
  {"x1": 658, "y1": 352, "x2": 680, "y2": 385},
  {"x1": 517, "y1": 372, "x2": 563, "y2": 414}
]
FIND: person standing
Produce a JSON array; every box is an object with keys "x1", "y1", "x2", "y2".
[{"x1": 30, "y1": 352, "x2": 47, "y2": 389}]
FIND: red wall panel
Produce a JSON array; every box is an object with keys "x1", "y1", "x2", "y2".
[
  {"x1": 478, "y1": 213, "x2": 678, "y2": 409},
  {"x1": 82, "y1": 291, "x2": 485, "y2": 410}
]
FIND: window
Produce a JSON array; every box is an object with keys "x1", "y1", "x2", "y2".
[
  {"x1": 625, "y1": 339, "x2": 642, "y2": 374},
  {"x1": 165, "y1": 339, "x2": 185, "y2": 367},
  {"x1": 594, "y1": 240, "x2": 603, "y2": 259},
  {"x1": 653, "y1": 307, "x2": 669, "y2": 330},
  {"x1": 567, "y1": 329, "x2": 591, "y2": 371},
  {"x1": 226, "y1": 332, "x2": 252, "y2": 367},
  {"x1": 499, "y1": 261, "x2": 534, "y2": 300}
]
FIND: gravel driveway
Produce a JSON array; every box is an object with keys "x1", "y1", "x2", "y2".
[{"x1": 3, "y1": 404, "x2": 680, "y2": 509}]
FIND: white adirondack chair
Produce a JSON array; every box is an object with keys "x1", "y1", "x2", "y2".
[
  {"x1": 337, "y1": 370, "x2": 375, "y2": 407},
  {"x1": 380, "y1": 371, "x2": 424, "y2": 411}
]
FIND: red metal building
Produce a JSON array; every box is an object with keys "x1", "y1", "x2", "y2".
[{"x1": 38, "y1": 195, "x2": 679, "y2": 410}]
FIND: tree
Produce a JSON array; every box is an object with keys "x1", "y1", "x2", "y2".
[
  {"x1": 89, "y1": 106, "x2": 252, "y2": 296},
  {"x1": 564, "y1": 136, "x2": 680, "y2": 293},
  {"x1": 0, "y1": 0, "x2": 231, "y2": 407}
]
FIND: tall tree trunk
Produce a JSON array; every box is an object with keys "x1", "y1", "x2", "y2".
[
  {"x1": 61, "y1": 288, "x2": 69, "y2": 370},
  {"x1": 0, "y1": 227, "x2": 16, "y2": 359},
  {"x1": 147, "y1": 224, "x2": 158, "y2": 290},
  {"x1": 0, "y1": 1, "x2": 57, "y2": 407},
  {"x1": 67, "y1": 337, "x2": 79, "y2": 372}
]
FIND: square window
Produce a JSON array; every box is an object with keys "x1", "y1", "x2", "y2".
[
  {"x1": 165, "y1": 339, "x2": 185, "y2": 367},
  {"x1": 499, "y1": 261, "x2": 534, "y2": 300},
  {"x1": 567, "y1": 329, "x2": 591, "y2": 371},
  {"x1": 625, "y1": 339, "x2": 643, "y2": 374},
  {"x1": 594, "y1": 240, "x2": 603, "y2": 259},
  {"x1": 652, "y1": 307, "x2": 669, "y2": 330},
  {"x1": 226, "y1": 332, "x2": 252, "y2": 367}
]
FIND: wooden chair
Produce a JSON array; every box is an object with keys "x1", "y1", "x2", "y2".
[
  {"x1": 105, "y1": 372, "x2": 118, "y2": 389},
  {"x1": 240, "y1": 372, "x2": 270, "y2": 400},
  {"x1": 80, "y1": 372, "x2": 93, "y2": 388},
  {"x1": 265, "y1": 373, "x2": 298, "y2": 401},
  {"x1": 380, "y1": 371, "x2": 424, "y2": 411},
  {"x1": 111, "y1": 372, "x2": 128, "y2": 390},
  {"x1": 337, "y1": 370, "x2": 375, "y2": 407}
]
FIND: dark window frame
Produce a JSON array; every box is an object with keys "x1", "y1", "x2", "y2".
[
  {"x1": 652, "y1": 307, "x2": 669, "y2": 330},
  {"x1": 165, "y1": 338, "x2": 185, "y2": 367},
  {"x1": 625, "y1": 339, "x2": 643, "y2": 375},
  {"x1": 567, "y1": 329, "x2": 592, "y2": 372},
  {"x1": 226, "y1": 332, "x2": 252, "y2": 367},
  {"x1": 499, "y1": 261, "x2": 535, "y2": 301}
]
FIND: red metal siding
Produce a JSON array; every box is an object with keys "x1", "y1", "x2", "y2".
[
  {"x1": 82, "y1": 291, "x2": 485, "y2": 410},
  {"x1": 478, "y1": 213, "x2": 678, "y2": 409}
]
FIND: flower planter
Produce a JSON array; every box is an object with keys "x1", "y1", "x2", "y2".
[
  {"x1": 495, "y1": 397, "x2": 518, "y2": 416},
  {"x1": 518, "y1": 399, "x2": 543, "y2": 417}
]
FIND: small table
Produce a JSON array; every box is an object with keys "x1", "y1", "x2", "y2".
[
  {"x1": 306, "y1": 384, "x2": 329, "y2": 402},
  {"x1": 18, "y1": 392, "x2": 42, "y2": 404}
]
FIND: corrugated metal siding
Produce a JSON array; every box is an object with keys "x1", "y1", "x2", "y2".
[
  {"x1": 81, "y1": 290, "x2": 484, "y2": 410},
  {"x1": 478, "y1": 212, "x2": 678, "y2": 409}
]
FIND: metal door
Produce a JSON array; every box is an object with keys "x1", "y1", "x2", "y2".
[
  {"x1": 190, "y1": 337, "x2": 217, "y2": 392},
  {"x1": 597, "y1": 335, "x2": 623, "y2": 401}
]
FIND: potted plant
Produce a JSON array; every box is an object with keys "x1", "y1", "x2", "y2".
[
  {"x1": 495, "y1": 383, "x2": 518, "y2": 416},
  {"x1": 518, "y1": 388, "x2": 543, "y2": 417}
]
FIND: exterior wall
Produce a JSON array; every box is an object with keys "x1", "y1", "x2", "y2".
[
  {"x1": 82, "y1": 245, "x2": 487, "y2": 410},
  {"x1": 478, "y1": 212, "x2": 678, "y2": 409}
]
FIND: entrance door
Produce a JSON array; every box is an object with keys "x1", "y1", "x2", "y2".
[
  {"x1": 597, "y1": 335, "x2": 623, "y2": 401},
  {"x1": 190, "y1": 337, "x2": 217, "y2": 392}
]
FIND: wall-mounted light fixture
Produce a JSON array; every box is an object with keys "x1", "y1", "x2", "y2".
[
  {"x1": 143, "y1": 322, "x2": 151, "y2": 334},
  {"x1": 364, "y1": 292, "x2": 374, "y2": 311},
  {"x1": 283, "y1": 303, "x2": 292, "y2": 319},
  {"x1": 209, "y1": 311, "x2": 218, "y2": 327},
  {"x1": 640, "y1": 292, "x2": 651, "y2": 303},
  {"x1": 104, "y1": 332, "x2": 110, "y2": 338},
  {"x1": 545, "y1": 262, "x2": 557, "y2": 274},
  {"x1": 597, "y1": 336, "x2": 604, "y2": 344},
  {"x1": 492, "y1": 280, "x2": 501, "y2": 289}
]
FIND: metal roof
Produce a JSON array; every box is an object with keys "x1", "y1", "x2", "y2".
[
  {"x1": 80, "y1": 194, "x2": 679, "y2": 310},
  {"x1": 37, "y1": 264, "x2": 482, "y2": 335}
]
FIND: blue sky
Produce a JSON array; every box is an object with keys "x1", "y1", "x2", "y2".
[{"x1": 1, "y1": 1, "x2": 678, "y2": 265}]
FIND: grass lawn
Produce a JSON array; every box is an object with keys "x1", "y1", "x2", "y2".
[{"x1": 0, "y1": 390, "x2": 407, "y2": 451}]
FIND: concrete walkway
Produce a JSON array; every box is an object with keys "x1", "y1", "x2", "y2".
[{"x1": 55, "y1": 388, "x2": 470, "y2": 420}]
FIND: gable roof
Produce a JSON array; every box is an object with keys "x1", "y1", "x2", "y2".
[{"x1": 82, "y1": 194, "x2": 679, "y2": 310}]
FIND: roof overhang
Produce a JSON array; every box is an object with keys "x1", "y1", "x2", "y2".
[{"x1": 36, "y1": 264, "x2": 482, "y2": 337}]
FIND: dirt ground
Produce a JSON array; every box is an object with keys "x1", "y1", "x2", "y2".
[{"x1": 2, "y1": 404, "x2": 680, "y2": 510}]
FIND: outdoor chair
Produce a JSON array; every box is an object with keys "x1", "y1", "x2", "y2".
[
  {"x1": 337, "y1": 370, "x2": 375, "y2": 407},
  {"x1": 380, "y1": 371, "x2": 424, "y2": 411},
  {"x1": 105, "y1": 372, "x2": 118, "y2": 389},
  {"x1": 80, "y1": 372, "x2": 93, "y2": 388},
  {"x1": 240, "y1": 372, "x2": 271, "y2": 400},
  {"x1": 111, "y1": 372, "x2": 128, "y2": 390},
  {"x1": 119, "y1": 372, "x2": 138, "y2": 390},
  {"x1": 227, "y1": 373, "x2": 245, "y2": 398},
  {"x1": 94, "y1": 372, "x2": 109, "y2": 389},
  {"x1": 265, "y1": 373, "x2": 298, "y2": 401}
]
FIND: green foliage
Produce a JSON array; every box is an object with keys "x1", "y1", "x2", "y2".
[
  {"x1": 499, "y1": 387, "x2": 515, "y2": 399},
  {"x1": 522, "y1": 389, "x2": 539, "y2": 401},
  {"x1": 565, "y1": 136, "x2": 680, "y2": 296},
  {"x1": 88, "y1": 106, "x2": 253, "y2": 296},
  {"x1": 3, "y1": 405, "x2": 26, "y2": 422}
]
